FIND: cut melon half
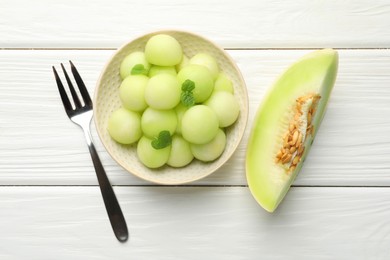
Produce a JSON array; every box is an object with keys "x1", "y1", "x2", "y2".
[{"x1": 246, "y1": 49, "x2": 339, "y2": 212}]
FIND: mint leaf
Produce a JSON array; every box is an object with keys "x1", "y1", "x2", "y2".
[
  {"x1": 181, "y1": 91, "x2": 195, "y2": 107},
  {"x1": 182, "y1": 79, "x2": 195, "y2": 92},
  {"x1": 131, "y1": 64, "x2": 149, "y2": 75},
  {"x1": 151, "y1": 130, "x2": 172, "y2": 149},
  {"x1": 181, "y1": 79, "x2": 195, "y2": 107}
]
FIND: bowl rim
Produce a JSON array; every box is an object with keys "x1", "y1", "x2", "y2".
[{"x1": 93, "y1": 29, "x2": 249, "y2": 185}]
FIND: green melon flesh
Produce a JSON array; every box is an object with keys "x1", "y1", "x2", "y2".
[{"x1": 246, "y1": 49, "x2": 338, "y2": 212}]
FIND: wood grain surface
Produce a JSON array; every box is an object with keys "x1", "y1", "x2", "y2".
[
  {"x1": 1, "y1": 187, "x2": 390, "y2": 259},
  {"x1": 1, "y1": 0, "x2": 390, "y2": 259},
  {"x1": 0, "y1": 0, "x2": 389, "y2": 48}
]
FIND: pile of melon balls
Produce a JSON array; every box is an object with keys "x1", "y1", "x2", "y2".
[{"x1": 107, "y1": 34, "x2": 240, "y2": 169}]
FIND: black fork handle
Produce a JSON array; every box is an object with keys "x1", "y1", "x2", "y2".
[{"x1": 84, "y1": 129, "x2": 128, "y2": 242}]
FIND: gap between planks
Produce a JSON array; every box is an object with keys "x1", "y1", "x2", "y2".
[
  {"x1": 0, "y1": 47, "x2": 389, "y2": 51},
  {"x1": 2, "y1": 185, "x2": 390, "y2": 188}
]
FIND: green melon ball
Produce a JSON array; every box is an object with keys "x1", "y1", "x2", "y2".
[
  {"x1": 190, "y1": 129, "x2": 226, "y2": 162},
  {"x1": 145, "y1": 34, "x2": 183, "y2": 66},
  {"x1": 108, "y1": 108, "x2": 142, "y2": 144},
  {"x1": 141, "y1": 107, "x2": 177, "y2": 138},
  {"x1": 214, "y1": 72, "x2": 234, "y2": 94},
  {"x1": 148, "y1": 65, "x2": 177, "y2": 77},
  {"x1": 181, "y1": 105, "x2": 219, "y2": 144},
  {"x1": 120, "y1": 51, "x2": 150, "y2": 80},
  {"x1": 177, "y1": 64, "x2": 214, "y2": 103},
  {"x1": 145, "y1": 73, "x2": 181, "y2": 110},
  {"x1": 119, "y1": 75, "x2": 149, "y2": 112},
  {"x1": 137, "y1": 136, "x2": 170, "y2": 168},
  {"x1": 189, "y1": 52, "x2": 219, "y2": 80},
  {"x1": 205, "y1": 91, "x2": 240, "y2": 127},
  {"x1": 167, "y1": 135, "x2": 194, "y2": 167}
]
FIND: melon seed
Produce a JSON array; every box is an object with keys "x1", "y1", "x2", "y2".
[
  {"x1": 282, "y1": 154, "x2": 292, "y2": 164},
  {"x1": 292, "y1": 156, "x2": 300, "y2": 165}
]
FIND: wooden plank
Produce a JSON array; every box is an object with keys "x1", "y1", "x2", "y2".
[
  {"x1": 0, "y1": 186, "x2": 389, "y2": 259},
  {"x1": 0, "y1": 49, "x2": 389, "y2": 186},
  {"x1": 1, "y1": 0, "x2": 390, "y2": 48}
]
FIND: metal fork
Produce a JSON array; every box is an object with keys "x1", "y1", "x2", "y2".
[{"x1": 52, "y1": 61, "x2": 128, "y2": 242}]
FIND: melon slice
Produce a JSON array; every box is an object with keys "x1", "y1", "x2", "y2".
[{"x1": 246, "y1": 49, "x2": 338, "y2": 212}]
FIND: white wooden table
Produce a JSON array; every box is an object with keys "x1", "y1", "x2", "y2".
[{"x1": 1, "y1": 0, "x2": 390, "y2": 259}]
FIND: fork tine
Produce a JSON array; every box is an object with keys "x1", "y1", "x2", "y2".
[
  {"x1": 69, "y1": 61, "x2": 92, "y2": 107},
  {"x1": 61, "y1": 63, "x2": 82, "y2": 109},
  {"x1": 52, "y1": 66, "x2": 72, "y2": 112}
]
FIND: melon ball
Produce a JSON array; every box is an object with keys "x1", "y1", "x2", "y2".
[
  {"x1": 205, "y1": 91, "x2": 240, "y2": 127},
  {"x1": 108, "y1": 108, "x2": 142, "y2": 144},
  {"x1": 181, "y1": 105, "x2": 219, "y2": 144},
  {"x1": 145, "y1": 34, "x2": 183, "y2": 66}
]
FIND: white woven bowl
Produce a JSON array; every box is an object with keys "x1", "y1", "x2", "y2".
[{"x1": 94, "y1": 30, "x2": 248, "y2": 185}]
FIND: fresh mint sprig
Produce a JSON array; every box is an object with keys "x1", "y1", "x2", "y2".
[
  {"x1": 151, "y1": 130, "x2": 172, "y2": 149},
  {"x1": 181, "y1": 79, "x2": 195, "y2": 107},
  {"x1": 131, "y1": 64, "x2": 149, "y2": 76}
]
